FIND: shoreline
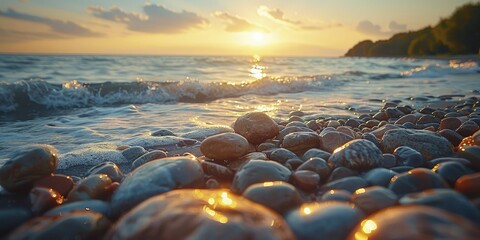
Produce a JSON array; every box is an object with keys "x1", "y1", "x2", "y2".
[{"x1": 0, "y1": 93, "x2": 479, "y2": 238}]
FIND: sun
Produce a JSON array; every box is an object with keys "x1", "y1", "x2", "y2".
[{"x1": 246, "y1": 31, "x2": 269, "y2": 46}]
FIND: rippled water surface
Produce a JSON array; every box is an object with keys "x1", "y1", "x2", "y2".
[{"x1": 0, "y1": 54, "x2": 479, "y2": 161}]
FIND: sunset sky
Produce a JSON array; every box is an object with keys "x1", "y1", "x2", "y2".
[{"x1": 0, "y1": 0, "x2": 474, "y2": 56}]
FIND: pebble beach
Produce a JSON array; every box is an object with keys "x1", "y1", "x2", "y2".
[{"x1": 1, "y1": 94, "x2": 480, "y2": 239}]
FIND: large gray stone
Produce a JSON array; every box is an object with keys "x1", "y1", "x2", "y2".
[
  {"x1": 382, "y1": 129, "x2": 453, "y2": 160},
  {"x1": 110, "y1": 156, "x2": 204, "y2": 217}
]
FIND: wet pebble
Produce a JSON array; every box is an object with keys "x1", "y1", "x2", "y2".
[
  {"x1": 388, "y1": 168, "x2": 448, "y2": 197},
  {"x1": 394, "y1": 114, "x2": 417, "y2": 125},
  {"x1": 400, "y1": 189, "x2": 480, "y2": 223},
  {"x1": 151, "y1": 129, "x2": 175, "y2": 137},
  {"x1": 30, "y1": 187, "x2": 63, "y2": 215},
  {"x1": 440, "y1": 117, "x2": 462, "y2": 130},
  {"x1": 380, "y1": 153, "x2": 397, "y2": 168},
  {"x1": 6, "y1": 211, "x2": 111, "y2": 240},
  {"x1": 200, "y1": 132, "x2": 250, "y2": 161},
  {"x1": 328, "y1": 139, "x2": 382, "y2": 171},
  {"x1": 351, "y1": 186, "x2": 397, "y2": 215},
  {"x1": 457, "y1": 146, "x2": 480, "y2": 170},
  {"x1": 106, "y1": 189, "x2": 295, "y2": 240},
  {"x1": 302, "y1": 148, "x2": 331, "y2": 161},
  {"x1": 231, "y1": 160, "x2": 291, "y2": 193},
  {"x1": 349, "y1": 205, "x2": 480, "y2": 240},
  {"x1": 362, "y1": 168, "x2": 396, "y2": 188},
  {"x1": 297, "y1": 157, "x2": 331, "y2": 181},
  {"x1": 33, "y1": 174, "x2": 74, "y2": 197},
  {"x1": 286, "y1": 202, "x2": 364, "y2": 240},
  {"x1": 67, "y1": 174, "x2": 116, "y2": 202},
  {"x1": 327, "y1": 166, "x2": 358, "y2": 182},
  {"x1": 456, "y1": 120, "x2": 480, "y2": 137},
  {"x1": 321, "y1": 176, "x2": 368, "y2": 193},
  {"x1": 86, "y1": 162, "x2": 124, "y2": 182},
  {"x1": 292, "y1": 170, "x2": 320, "y2": 191},
  {"x1": 0, "y1": 145, "x2": 58, "y2": 192},
  {"x1": 319, "y1": 131, "x2": 353, "y2": 153},
  {"x1": 201, "y1": 160, "x2": 234, "y2": 180},
  {"x1": 45, "y1": 200, "x2": 111, "y2": 219},
  {"x1": 432, "y1": 161, "x2": 474, "y2": 187},
  {"x1": 455, "y1": 172, "x2": 480, "y2": 198},
  {"x1": 382, "y1": 129, "x2": 453, "y2": 160},
  {"x1": 110, "y1": 155, "x2": 204, "y2": 217},
  {"x1": 270, "y1": 148, "x2": 299, "y2": 164},
  {"x1": 0, "y1": 208, "x2": 31, "y2": 236},
  {"x1": 393, "y1": 146, "x2": 424, "y2": 167},
  {"x1": 439, "y1": 129, "x2": 464, "y2": 146},
  {"x1": 281, "y1": 132, "x2": 320, "y2": 154},
  {"x1": 131, "y1": 150, "x2": 167, "y2": 170},
  {"x1": 243, "y1": 181, "x2": 303, "y2": 214},
  {"x1": 370, "y1": 124, "x2": 400, "y2": 139},
  {"x1": 320, "y1": 189, "x2": 351, "y2": 202},
  {"x1": 121, "y1": 146, "x2": 147, "y2": 162},
  {"x1": 233, "y1": 112, "x2": 279, "y2": 144}
]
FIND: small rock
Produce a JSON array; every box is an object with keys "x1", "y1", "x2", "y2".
[
  {"x1": 351, "y1": 186, "x2": 397, "y2": 215},
  {"x1": 388, "y1": 168, "x2": 448, "y2": 197},
  {"x1": 349, "y1": 205, "x2": 480, "y2": 240},
  {"x1": 439, "y1": 129, "x2": 464, "y2": 146},
  {"x1": 0, "y1": 208, "x2": 31, "y2": 236},
  {"x1": 0, "y1": 145, "x2": 58, "y2": 192},
  {"x1": 270, "y1": 148, "x2": 299, "y2": 164},
  {"x1": 321, "y1": 176, "x2": 368, "y2": 193},
  {"x1": 86, "y1": 162, "x2": 124, "y2": 183},
  {"x1": 282, "y1": 132, "x2": 320, "y2": 154},
  {"x1": 393, "y1": 146, "x2": 425, "y2": 167},
  {"x1": 297, "y1": 157, "x2": 331, "y2": 181},
  {"x1": 457, "y1": 120, "x2": 480, "y2": 137},
  {"x1": 33, "y1": 174, "x2": 74, "y2": 197},
  {"x1": 380, "y1": 153, "x2": 397, "y2": 168},
  {"x1": 440, "y1": 117, "x2": 462, "y2": 130},
  {"x1": 319, "y1": 131, "x2": 353, "y2": 153},
  {"x1": 370, "y1": 124, "x2": 400, "y2": 139},
  {"x1": 302, "y1": 148, "x2": 331, "y2": 161},
  {"x1": 121, "y1": 146, "x2": 147, "y2": 162},
  {"x1": 382, "y1": 129, "x2": 453, "y2": 160},
  {"x1": 200, "y1": 133, "x2": 250, "y2": 160},
  {"x1": 231, "y1": 160, "x2": 291, "y2": 194},
  {"x1": 400, "y1": 189, "x2": 480, "y2": 223},
  {"x1": 455, "y1": 172, "x2": 480, "y2": 198},
  {"x1": 286, "y1": 202, "x2": 364, "y2": 240},
  {"x1": 45, "y1": 200, "x2": 111, "y2": 219},
  {"x1": 30, "y1": 187, "x2": 64, "y2": 215},
  {"x1": 67, "y1": 174, "x2": 115, "y2": 202},
  {"x1": 432, "y1": 161, "x2": 474, "y2": 187},
  {"x1": 328, "y1": 139, "x2": 382, "y2": 171},
  {"x1": 7, "y1": 211, "x2": 111, "y2": 240},
  {"x1": 416, "y1": 115, "x2": 440, "y2": 124},
  {"x1": 394, "y1": 114, "x2": 417, "y2": 125},
  {"x1": 327, "y1": 167, "x2": 358, "y2": 182},
  {"x1": 327, "y1": 120, "x2": 341, "y2": 128},
  {"x1": 345, "y1": 119, "x2": 361, "y2": 128},
  {"x1": 320, "y1": 189, "x2": 351, "y2": 202},
  {"x1": 233, "y1": 112, "x2": 279, "y2": 144},
  {"x1": 292, "y1": 170, "x2": 320, "y2": 191},
  {"x1": 457, "y1": 146, "x2": 480, "y2": 170},
  {"x1": 243, "y1": 181, "x2": 303, "y2": 214},
  {"x1": 201, "y1": 160, "x2": 234, "y2": 180},
  {"x1": 131, "y1": 150, "x2": 167, "y2": 170},
  {"x1": 362, "y1": 168, "x2": 397, "y2": 187},
  {"x1": 151, "y1": 129, "x2": 176, "y2": 137}
]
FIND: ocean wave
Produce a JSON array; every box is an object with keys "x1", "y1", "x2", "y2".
[
  {"x1": 0, "y1": 75, "x2": 340, "y2": 113},
  {"x1": 401, "y1": 60, "x2": 480, "y2": 78}
]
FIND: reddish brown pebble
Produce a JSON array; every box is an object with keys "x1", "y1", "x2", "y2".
[
  {"x1": 200, "y1": 133, "x2": 250, "y2": 161},
  {"x1": 440, "y1": 117, "x2": 462, "y2": 130},
  {"x1": 67, "y1": 174, "x2": 114, "y2": 202},
  {"x1": 233, "y1": 112, "x2": 279, "y2": 144},
  {"x1": 34, "y1": 174, "x2": 74, "y2": 197},
  {"x1": 292, "y1": 170, "x2": 320, "y2": 191},
  {"x1": 455, "y1": 172, "x2": 480, "y2": 198},
  {"x1": 440, "y1": 129, "x2": 464, "y2": 147},
  {"x1": 394, "y1": 114, "x2": 417, "y2": 125},
  {"x1": 319, "y1": 131, "x2": 353, "y2": 153},
  {"x1": 282, "y1": 132, "x2": 320, "y2": 154},
  {"x1": 30, "y1": 187, "x2": 64, "y2": 215}
]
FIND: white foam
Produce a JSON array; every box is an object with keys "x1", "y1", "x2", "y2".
[
  {"x1": 58, "y1": 147, "x2": 127, "y2": 170},
  {"x1": 180, "y1": 125, "x2": 234, "y2": 140}
]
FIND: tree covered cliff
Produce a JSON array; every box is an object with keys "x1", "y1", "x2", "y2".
[{"x1": 345, "y1": 3, "x2": 480, "y2": 57}]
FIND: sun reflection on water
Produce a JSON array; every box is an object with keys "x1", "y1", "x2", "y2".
[{"x1": 249, "y1": 55, "x2": 267, "y2": 80}]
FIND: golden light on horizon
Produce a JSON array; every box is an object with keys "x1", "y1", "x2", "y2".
[{"x1": 242, "y1": 31, "x2": 271, "y2": 46}]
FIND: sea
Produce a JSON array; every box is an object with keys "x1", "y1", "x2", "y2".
[{"x1": 0, "y1": 54, "x2": 479, "y2": 169}]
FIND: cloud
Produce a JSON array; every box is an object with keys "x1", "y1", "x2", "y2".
[
  {"x1": 0, "y1": 8, "x2": 102, "y2": 37},
  {"x1": 0, "y1": 28, "x2": 67, "y2": 43},
  {"x1": 213, "y1": 11, "x2": 269, "y2": 32},
  {"x1": 257, "y1": 6, "x2": 340, "y2": 31},
  {"x1": 389, "y1": 21, "x2": 407, "y2": 32},
  {"x1": 356, "y1": 20, "x2": 408, "y2": 36},
  {"x1": 257, "y1": 5, "x2": 301, "y2": 25},
  {"x1": 88, "y1": 4, "x2": 208, "y2": 33}
]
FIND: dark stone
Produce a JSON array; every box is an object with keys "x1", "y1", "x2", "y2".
[
  {"x1": 328, "y1": 139, "x2": 382, "y2": 171},
  {"x1": 200, "y1": 133, "x2": 250, "y2": 161},
  {"x1": 327, "y1": 167, "x2": 358, "y2": 182},
  {"x1": 0, "y1": 208, "x2": 31, "y2": 236},
  {"x1": 351, "y1": 186, "x2": 397, "y2": 215},
  {"x1": 362, "y1": 168, "x2": 396, "y2": 188},
  {"x1": 233, "y1": 112, "x2": 279, "y2": 144},
  {"x1": 320, "y1": 189, "x2": 351, "y2": 202},
  {"x1": 297, "y1": 157, "x2": 331, "y2": 181},
  {"x1": 380, "y1": 154, "x2": 397, "y2": 168},
  {"x1": 321, "y1": 176, "x2": 368, "y2": 193},
  {"x1": 243, "y1": 181, "x2": 303, "y2": 214},
  {"x1": 121, "y1": 146, "x2": 147, "y2": 162},
  {"x1": 45, "y1": 200, "x2": 111, "y2": 219},
  {"x1": 151, "y1": 129, "x2": 176, "y2": 136},
  {"x1": 390, "y1": 166, "x2": 414, "y2": 173},
  {"x1": 302, "y1": 148, "x2": 331, "y2": 161},
  {"x1": 67, "y1": 174, "x2": 115, "y2": 202},
  {"x1": 231, "y1": 160, "x2": 291, "y2": 194},
  {"x1": 393, "y1": 146, "x2": 425, "y2": 167},
  {"x1": 292, "y1": 170, "x2": 320, "y2": 191},
  {"x1": 388, "y1": 168, "x2": 449, "y2": 197},
  {"x1": 458, "y1": 146, "x2": 480, "y2": 170},
  {"x1": 270, "y1": 148, "x2": 299, "y2": 164},
  {"x1": 349, "y1": 205, "x2": 480, "y2": 240},
  {"x1": 455, "y1": 172, "x2": 480, "y2": 198},
  {"x1": 432, "y1": 161, "x2": 474, "y2": 187},
  {"x1": 286, "y1": 202, "x2": 364, "y2": 240},
  {"x1": 33, "y1": 174, "x2": 74, "y2": 197},
  {"x1": 86, "y1": 162, "x2": 124, "y2": 183},
  {"x1": 439, "y1": 129, "x2": 464, "y2": 146}
]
